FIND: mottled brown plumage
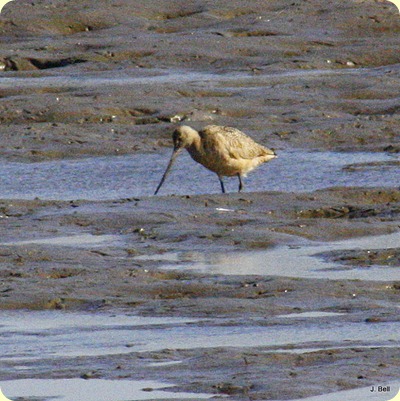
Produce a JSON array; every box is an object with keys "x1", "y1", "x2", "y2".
[{"x1": 154, "y1": 125, "x2": 276, "y2": 194}]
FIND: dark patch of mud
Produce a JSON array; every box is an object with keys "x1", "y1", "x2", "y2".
[
  {"x1": 0, "y1": 57, "x2": 86, "y2": 71},
  {"x1": 319, "y1": 248, "x2": 400, "y2": 268}
]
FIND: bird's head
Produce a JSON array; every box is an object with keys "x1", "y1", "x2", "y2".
[
  {"x1": 154, "y1": 125, "x2": 199, "y2": 195},
  {"x1": 172, "y1": 125, "x2": 198, "y2": 150}
]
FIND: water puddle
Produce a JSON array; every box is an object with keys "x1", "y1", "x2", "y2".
[
  {"x1": 0, "y1": 310, "x2": 198, "y2": 331},
  {"x1": 0, "y1": 234, "x2": 122, "y2": 247},
  {"x1": 1, "y1": 311, "x2": 399, "y2": 363},
  {"x1": 0, "y1": 311, "x2": 199, "y2": 360},
  {"x1": 269, "y1": 344, "x2": 400, "y2": 355},
  {"x1": 147, "y1": 361, "x2": 183, "y2": 367},
  {"x1": 139, "y1": 231, "x2": 400, "y2": 281},
  {"x1": 1, "y1": 310, "x2": 399, "y2": 401},
  {"x1": 0, "y1": 151, "x2": 398, "y2": 200},
  {"x1": 0, "y1": 66, "x2": 384, "y2": 90},
  {"x1": 276, "y1": 311, "x2": 346, "y2": 319},
  {"x1": 0, "y1": 378, "x2": 214, "y2": 401},
  {"x1": 0, "y1": 69, "x2": 247, "y2": 90}
]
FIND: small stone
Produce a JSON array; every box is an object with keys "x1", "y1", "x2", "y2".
[
  {"x1": 365, "y1": 317, "x2": 383, "y2": 323},
  {"x1": 80, "y1": 372, "x2": 95, "y2": 380},
  {"x1": 170, "y1": 115, "x2": 182, "y2": 123}
]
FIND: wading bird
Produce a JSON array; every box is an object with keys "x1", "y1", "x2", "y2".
[{"x1": 154, "y1": 125, "x2": 276, "y2": 194}]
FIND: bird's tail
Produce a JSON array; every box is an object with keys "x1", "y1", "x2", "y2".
[{"x1": 265, "y1": 147, "x2": 277, "y2": 158}]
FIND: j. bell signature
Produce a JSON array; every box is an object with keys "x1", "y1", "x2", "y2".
[{"x1": 370, "y1": 385, "x2": 391, "y2": 393}]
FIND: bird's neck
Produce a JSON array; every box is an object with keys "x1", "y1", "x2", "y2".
[{"x1": 186, "y1": 132, "x2": 202, "y2": 153}]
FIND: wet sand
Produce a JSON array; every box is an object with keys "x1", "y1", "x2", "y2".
[{"x1": 1, "y1": 1, "x2": 400, "y2": 400}]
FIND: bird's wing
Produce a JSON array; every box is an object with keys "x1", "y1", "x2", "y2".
[{"x1": 200, "y1": 125, "x2": 273, "y2": 160}]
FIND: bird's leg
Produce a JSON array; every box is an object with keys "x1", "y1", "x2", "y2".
[
  {"x1": 237, "y1": 174, "x2": 244, "y2": 192},
  {"x1": 218, "y1": 176, "x2": 226, "y2": 193}
]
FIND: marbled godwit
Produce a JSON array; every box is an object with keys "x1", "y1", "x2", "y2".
[{"x1": 154, "y1": 125, "x2": 276, "y2": 194}]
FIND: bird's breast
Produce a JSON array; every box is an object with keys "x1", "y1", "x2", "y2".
[{"x1": 187, "y1": 147, "x2": 269, "y2": 177}]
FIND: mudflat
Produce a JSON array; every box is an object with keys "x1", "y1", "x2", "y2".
[{"x1": 0, "y1": 1, "x2": 400, "y2": 400}]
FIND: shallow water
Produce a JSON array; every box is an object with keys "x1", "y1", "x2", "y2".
[
  {"x1": 268, "y1": 344, "x2": 400, "y2": 355},
  {"x1": 136, "y1": 231, "x2": 400, "y2": 281},
  {"x1": 0, "y1": 378, "x2": 213, "y2": 401},
  {"x1": 1, "y1": 307, "x2": 399, "y2": 400},
  {"x1": 1, "y1": 310, "x2": 399, "y2": 401},
  {"x1": 0, "y1": 311, "x2": 199, "y2": 360},
  {"x1": 0, "y1": 66, "x2": 384, "y2": 90},
  {"x1": 0, "y1": 233, "x2": 123, "y2": 247},
  {"x1": 0, "y1": 150, "x2": 398, "y2": 200},
  {"x1": 0, "y1": 69, "x2": 239, "y2": 89},
  {"x1": 276, "y1": 311, "x2": 346, "y2": 319},
  {"x1": 0, "y1": 310, "x2": 198, "y2": 332},
  {"x1": 1, "y1": 310, "x2": 399, "y2": 363}
]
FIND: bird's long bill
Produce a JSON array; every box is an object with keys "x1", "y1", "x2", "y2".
[{"x1": 154, "y1": 148, "x2": 182, "y2": 195}]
